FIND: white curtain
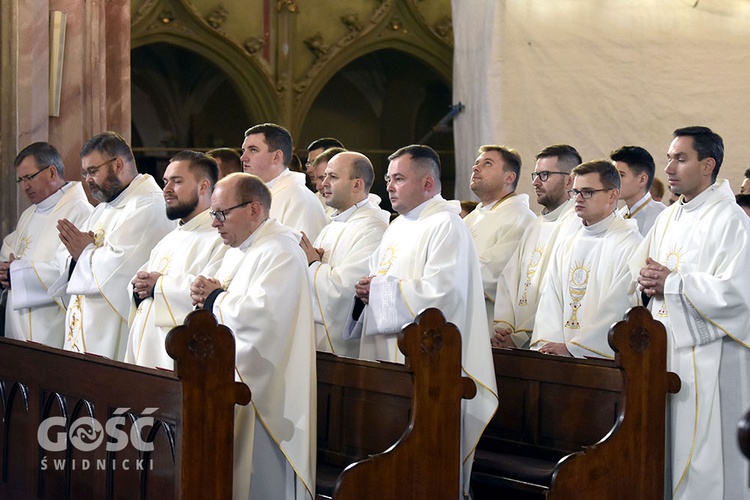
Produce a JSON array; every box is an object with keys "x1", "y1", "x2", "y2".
[{"x1": 453, "y1": 0, "x2": 750, "y2": 210}]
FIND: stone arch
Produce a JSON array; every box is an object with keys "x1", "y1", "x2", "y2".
[
  {"x1": 296, "y1": 44, "x2": 454, "y2": 210},
  {"x1": 132, "y1": 32, "x2": 280, "y2": 124},
  {"x1": 292, "y1": 35, "x2": 452, "y2": 137}
]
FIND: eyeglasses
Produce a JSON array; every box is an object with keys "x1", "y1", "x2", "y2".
[
  {"x1": 531, "y1": 171, "x2": 569, "y2": 182},
  {"x1": 209, "y1": 201, "x2": 253, "y2": 222},
  {"x1": 81, "y1": 158, "x2": 117, "y2": 178},
  {"x1": 16, "y1": 166, "x2": 51, "y2": 184},
  {"x1": 567, "y1": 188, "x2": 613, "y2": 199}
]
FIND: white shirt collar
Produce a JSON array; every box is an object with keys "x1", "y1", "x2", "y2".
[
  {"x1": 35, "y1": 183, "x2": 68, "y2": 213},
  {"x1": 403, "y1": 194, "x2": 442, "y2": 220},
  {"x1": 331, "y1": 197, "x2": 369, "y2": 222},
  {"x1": 265, "y1": 168, "x2": 290, "y2": 188}
]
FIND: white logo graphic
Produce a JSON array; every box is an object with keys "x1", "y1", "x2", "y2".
[{"x1": 37, "y1": 407, "x2": 158, "y2": 453}]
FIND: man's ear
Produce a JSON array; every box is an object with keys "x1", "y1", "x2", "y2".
[
  {"x1": 638, "y1": 172, "x2": 649, "y2": 189},
  {"x1": 505, "y1": 170, "x2": 517, "y2": 186},
  {"x1": 703, "y1": 157, "x2": 716, "y2": 178},
  {"x1": 47, "y1": 165, "x2": 60, "y2": 181},
  {"x1": 198, "y1": 178, "x2": 211, "y2": 196}
]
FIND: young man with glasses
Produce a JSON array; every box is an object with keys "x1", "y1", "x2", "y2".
[
  {"x1": 305, "y1": 136, "x2": 344, "y2": 189},
  {"x1": 189, "y1": 173, "x2": 316, "y2": 500},
  {"x1": 53, "y1": 131, "x2": 174, "y2": 361},
  {"x1": 530, "y1": 159, "x2": 642, "y2": 358},
  {"x1": 0, "y1": 142, "x2": 92, "y2": 345},
  {"x1": 493, "y1": 144, "x2": 580, "y2": 348}
]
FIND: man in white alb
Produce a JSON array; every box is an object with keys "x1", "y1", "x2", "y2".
[
  {"x1": 611, "y1": 145, "x2": 666, "y2": 235},
  {"x1": 190, "y1": 173, "x2": 315, "y2": 500},
  {"x1": 463, "y1": 145, "x2": 536, "y2": 327},
  {"x1": 532, "y1": 160, "x2": 642, "y2": 359},
  {"x1": 632, "y1": 126, "x2": 750, "y2": 500},
  {"x1": 347, "y1": 144, "x2": 498, "y2": 499},
  {"x1": 241, "y1": 123, "x2": 328, "y2": 241},
  {"x1": 493, "y1": 144, "x2": 580, "y2": 348},
  {"x1": 0, "y1": 142, "x2": 92, "y2": 346},
  {"x1": 305, "y1": 137, "x2": 344, "y2": 189},
  {"x1": 55, "y1": 131, "x2": 175, "y2": 360},
  {"x1": 125, "y1": 151, "x2": 226, "y2": 368},
  {"x1": 309, "y1": 146, "x2": 346, "y2": 217},
  {"x1": 300, "y1": 151, "x2": 389, "y2": 357}
]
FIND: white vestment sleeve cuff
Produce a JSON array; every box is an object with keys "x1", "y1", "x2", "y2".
[
  {"x1": 66, "y1": 244, "x2": 99, "y2": 295},
  {"x1": 9, "y1": 261, "x2": 56, "y2": 308},
  {"x1": 663, "y1": 271, "x2": 694, "y2": 349},
  {"x1": 365, "y1": 275, "x2": 412, "y2": 336}
]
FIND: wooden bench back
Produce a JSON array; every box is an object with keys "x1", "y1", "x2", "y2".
[
  {"x1": 548, "y1": 307, "x2": 680, "y2": 499},
  {"x1": 316, "y1": 308, "x2": 475, "y2": 500},
  {"x1": 475, "y1": 306, "x2": 679, "y2": 499},
  {"x1": 486, "y1": 346, "x2": 623, "y2": 458},
  {"x1": 0, "y1": 310, "x2": 249, "y2": 500}
]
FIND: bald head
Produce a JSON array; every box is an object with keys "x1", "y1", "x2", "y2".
[
  {"x1": 211, "y1": 173, "x2": 271, "y2": 247},
  {"x1": 320, "y1": 151, "x2": 375, "y2": 212}
]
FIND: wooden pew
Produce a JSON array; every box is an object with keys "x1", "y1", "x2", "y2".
[
  {"x1": 0, "y1": 310, "x2": 250, "y2": 500},
  {"x1": 316, "y1": 307, "x2": 476, "y2": 500},
  {"x1": 472, "y1": 306, "x2": 680, "y2": 500}
]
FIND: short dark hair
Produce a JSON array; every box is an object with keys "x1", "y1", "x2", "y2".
[
  {"x1": 349, "y1": 153, "x2": 376, "y2": 192},
  {"x1": 81, "y1": 131, "x2": 135, "y2": 165},
  {"x1": 478, "y1": 145, "x2": 522, "y2": 190},
  {"x1": 14, "y1": 142, "x2": 65, "y2": 176},
  {"x1": 673, "y1": 126, "x2": 724, "y2": 182},
  {"x1": 170, "y1": 150, "x2": 220, "y2": 190},
  {"x1": 307, "y1": 137, "x2": 344, "y2": 152},
  {"x1": 737, "y1": 194, "x2": 750, "y2": 209},
  {"x1": 312, "y1": 147, "x2": 347, "y2": 169},
  {"x1": 388, "y1": 144, "x2": 441, "y2": 185},
  {"x1": 233, "y1": 173, "x2": 272, "y2": 212},
  {"x1": 535, "y1": 144, "x2": 582, "y2": 173},
  {"x1": 610, "y1": 145, "x2": 656, "y2": 190},
  {"x1": 744, "y1": 167, "x2": 750, "y2": 179},
  {"x1": 572, "y1": 159, "x2": 621, "y2": 190},
  {"x1": 207, "y1": 148, "x2": 242, "y2": 174},
  {"x1": 244, "y1": 123, "x2": 293, "y2": 167}
]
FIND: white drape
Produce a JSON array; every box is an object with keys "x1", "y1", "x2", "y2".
[{"x1": 453, "y1": 0, "x2": 750, "y2": 210}]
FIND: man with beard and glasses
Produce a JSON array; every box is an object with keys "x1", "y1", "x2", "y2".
[
  {"x1": 124, "y1": 151, "x2": 227, "y2": 368},
  {"x1": 53, "y1": 131, "x2": 174, "y2": 360},
  {"x1": 493, "y1": 144, "x2": 580, "y2": 348}
]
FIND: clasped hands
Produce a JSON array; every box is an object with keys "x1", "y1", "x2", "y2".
[
  {"x1": 0, "y1": 253, "x2": 15, "y2": 288},
  {"x1": 132, "y1": 271, "x2": 162, "y2": 299},
  {"x1": 190, "y1": 275, "x2": 222, "y2": 309},
  {"x1": 57, "y1": 218, "x2": 95, "y2": 260}
]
